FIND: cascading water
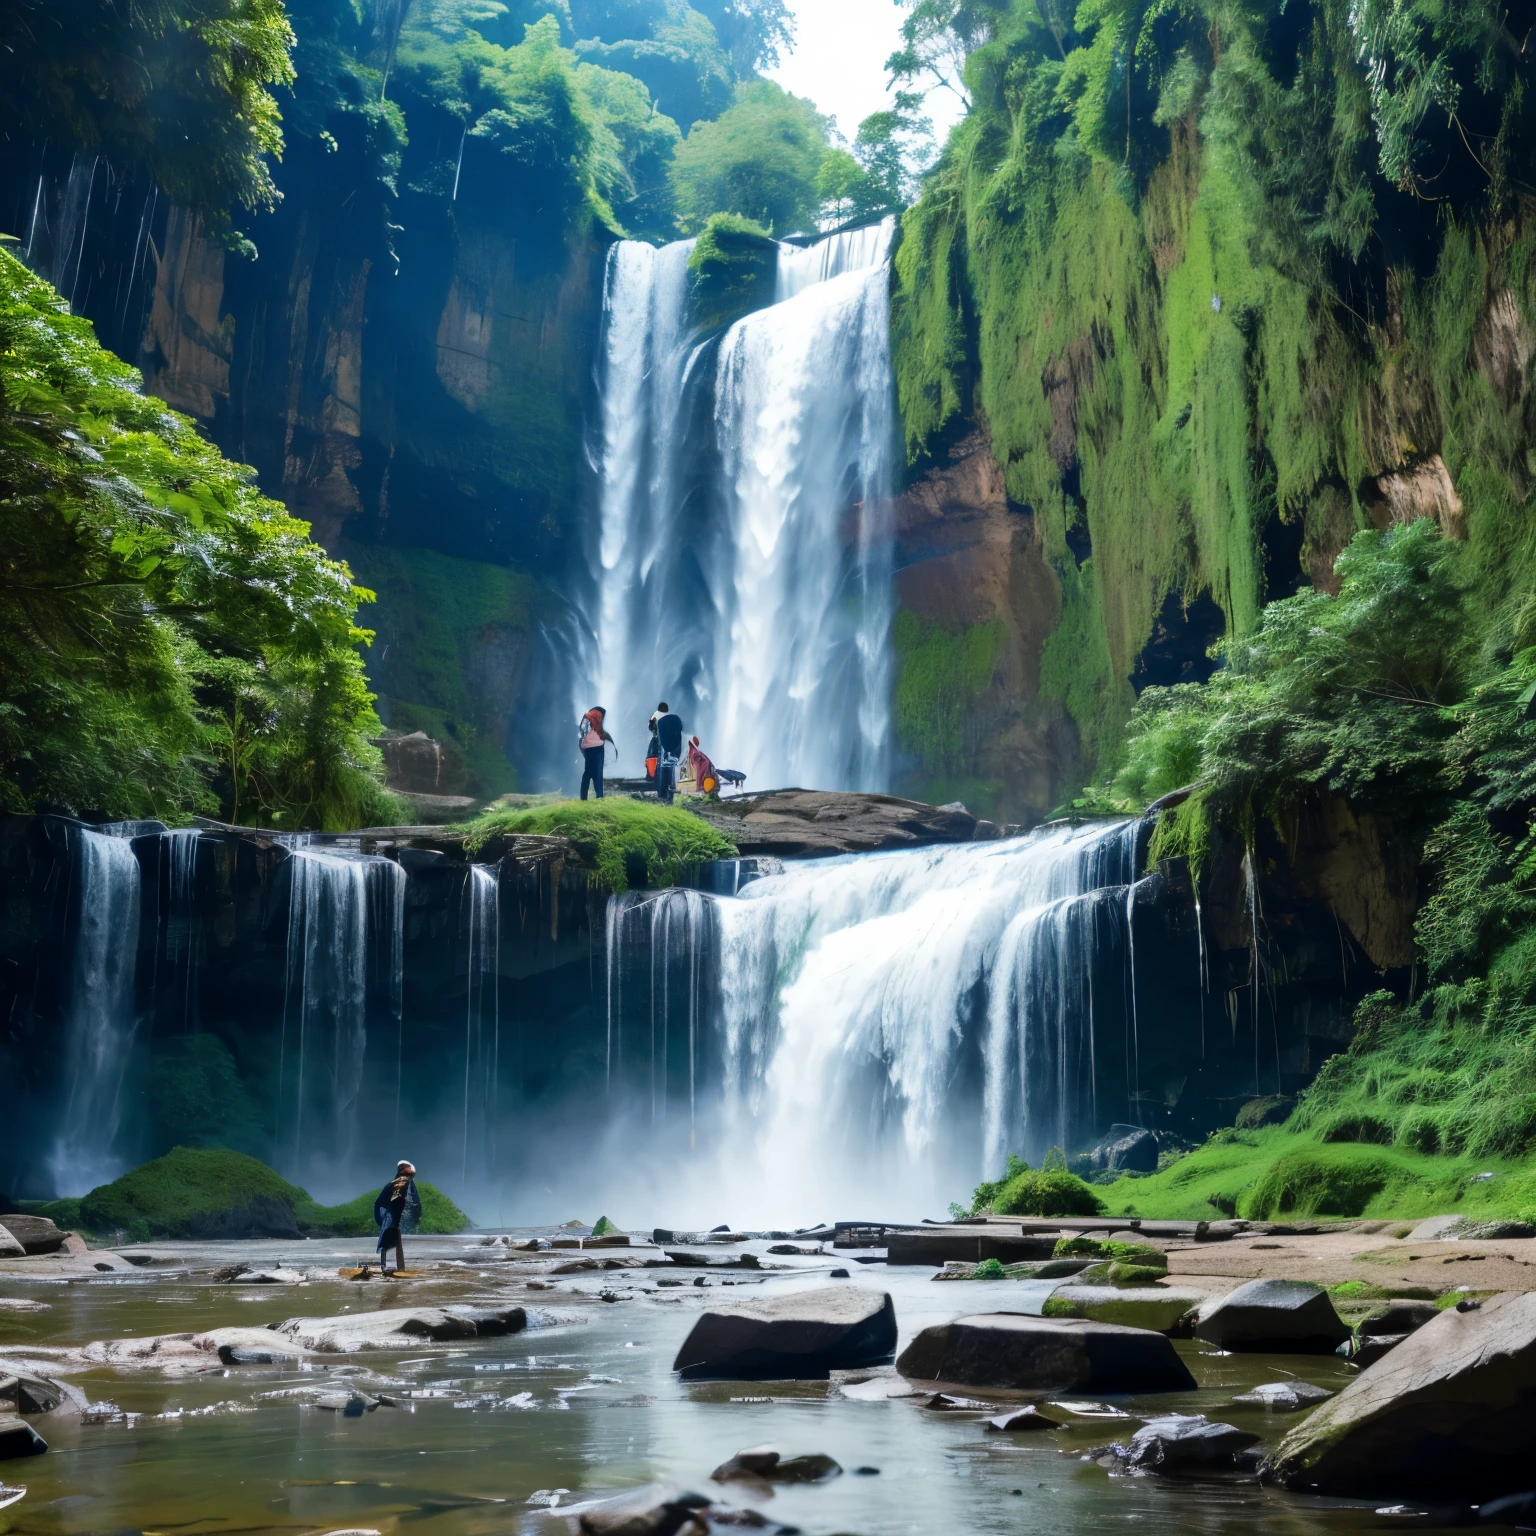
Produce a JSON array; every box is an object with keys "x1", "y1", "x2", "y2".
[
  {"x1": 278, "y1": 848, "x2": 405, "y2": 1191},
  {"x1": 460, "y1": 864, "x2": 501, "y2": 1184},
  {"x1": 49, "y1": 826, "x2": 142, "y2": 1192},
  {"x1": 584, "y1": 220, "x2": 896, "y2": 789}
]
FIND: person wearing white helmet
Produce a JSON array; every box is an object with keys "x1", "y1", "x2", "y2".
[{"x1": 373, "y1": 1159, "x2": 421, "y2": 1276}]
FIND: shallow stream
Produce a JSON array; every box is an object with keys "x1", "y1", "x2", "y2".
[{"x1": 0, "y1": 1236, "x2": 1447, "y2": 1535}]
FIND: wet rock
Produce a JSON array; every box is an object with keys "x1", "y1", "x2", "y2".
[
  {"x1": 0, "y1": 1227, "x2": 23, "y2": 1260},
  {"x1": 313, "y1": 1392, "x2": 380, "y2": 1415},
  {"x1": 0, "y1": 1375, "x2": 69, "y2": 1415},
  {"x1": 1194, "y1": 1280, "x2": 1351, "y2": 1354},
  {"x1": 1359, "y1": 1303, "x2": 1440, "y2": 1338},
  {"x1": 271, "y1": 1304, "x2": 526, "y2": 1352},
  {"x1": 986, "y1": 1406, "x2": 1064, "y2": 1431},
  {"x1": 920, "y1": 1392, "x2": 995, "y2": 1410},
  {"x1": 1231, "y1": 1382, "x2": 1334, "y2": 1411},
  {"x1": 0, "y1": 1415, "x2": 46, "y2": 1459},
  {"x1": 673, "y1": 1285, "x2": 897, "y2": 1380},
  {"x1": 1267, "y1": 1290, "x2": 1536, "y2": 1498},
  {"x1": 1350, "y1": 1334, "x2": 1410, "y2": 1369},
  {"x1": 1042, "y1": 1285, "x2": 1205, "y2": 1334},
  {"x1": 575, "y1": 1482, "x2": 712, "y2": 1535},
  {"x1": 766, "y1": 1245, "x2": 820, "y2": 1256},
  {"x1": 216, "y1": 1345, "x2": 308, "y2": 1367},
  {"x1": 896, "y1": 1313, "x2": 1196, "y2": 1393},
  {"x1": 1088, "y1": 1124, "x2": 1159, "y2": 1174},
  {"x1": 828, "y1": 1268, "x2": 850, "y2": 1278},
  {"x1": 692, "y1": 789, "x2": 985, "y2": 858},
  {"x1": 710, "y1": 1447, "x2": 840, "y2": 1484},
  {"x1": 1116, "y1": 1414, "x2": 1259, "y2": 1473}
]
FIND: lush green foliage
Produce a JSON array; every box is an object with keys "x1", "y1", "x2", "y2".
[
  {"x1": 965, "y1": 1153, "x2": 1105, "y2": 1216},
  {"x1": 686, "y1": 212, "x2": 778, "y2": 329},
  {"x1": 1092, "y1": 1126, "x2": 1536, "y2": 1225},
  {"x1": 0, "y1": 0, "x2": 295, "y2": 249},
  {"x1": 892, "y1": 611, "x2": 1006, "y2": 776},
  {"x1": 891, "y1": 0, "x2": 1536, "y2": 782},
  {"x1": 458, "y1": 796, "x2": 736, "y2": 889},
  {"x1": 670, "y1": 79, "x2": 831, "y2": 233},
  {"x1": 34, "y1": 1147, "x2": 468, "y2": 1243},
  {"x1": 0, "y1": 250, "x2": 397, "y2": 828}
]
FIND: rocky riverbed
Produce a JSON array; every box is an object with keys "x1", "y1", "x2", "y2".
[{"x1": 1, "y1": 1220, "x2": 1533, "y2": 1534}]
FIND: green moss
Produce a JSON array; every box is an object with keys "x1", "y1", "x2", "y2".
[
  {"x1": 62, "y1": 1147, "x2": 468, "y2": 1243},
  {"x1": 348, "y1": 543, "x2": 548, "y2": 798},
  {"x1": 591, "y1": 1215, "x2": 618, "y2": 1236},
  {"x1": 457, "y1": 797, "x2": 736, "y2": 891},
  {"x1": 892, "y1": 611, "x2": 1006, "y2": 776},
  {"x1": 973, "y1": 1256, "x2": 1007, "y2": 1279},
  {"x1": 991, "y1": 1167, "x2": 1104, "y2": 1218},
  {"x1": 688, "y1": 213, "x2": 778, "y2": 331}
]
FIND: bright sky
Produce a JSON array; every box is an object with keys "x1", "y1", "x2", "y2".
[{"x1": 766, "y1": 0, "x2": 968, "y2": 148}]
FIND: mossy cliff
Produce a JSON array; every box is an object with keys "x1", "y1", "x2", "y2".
[{"x1": 888, "y1": 0, "x2": 1536, "y2": 813}]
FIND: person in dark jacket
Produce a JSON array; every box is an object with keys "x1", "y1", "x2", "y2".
[
  {"x1": 654, "y1": 703, "x2": 684, "y2": 803},
  {"x1": 374, "y1": 1159, "x2": 421, "y2": 1275}
]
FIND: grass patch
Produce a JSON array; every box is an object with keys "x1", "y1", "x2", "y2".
[
  {"x1": 1091, "y1": 1128, "x2": 1536, "y2": 1223},
  {"x1": 457, "y1": 797, "x2": 736, "y2": 891},
  {"x1": 42, "y1": 1148, "x2": 468, "y2": 1244}
]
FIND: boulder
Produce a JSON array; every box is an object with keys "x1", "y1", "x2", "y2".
[
  {"x1": 1194, "y1": 1280, "x2": 1351, "y2": 1354},
  {"x1": 896, "y1": 1313, "x2": 1196, "y2": 1393},
  {"x1": 1088, "y1": 1125, "x2": 1160, "y2": 1174},
  {"x1": 1359, "y1": 1303, "x2": 1439, "y2": 1338},
  {"x1": 575, "y1": 1484, "x2": 712, "y2": 1536},
  {"x1": 0, "y1": 1375, "x2": 69, "y2": 1415},
  {"x1": 1040, "y1": 1286, "x2": 1206, "y2": 1334},
  {"x1": 1118, "y1": 1414, "x2": 1259, "y2": 1473},
  {"x1": 672, "y1": 1286, "x2": 896, "y2": 1379},
  {"x1": 0, "y1": 1215, "x2": 69, "y2": 1255},
  {"x1": 1350, "y1": 1334, "x2": 1410, "y2": 1369},
  {"x1": 0, "y1": 1415, "x2": 46, "y2": 1459},
  {"x1": 1267, "y1": 1291, "x2": 1536, "y2": 1498},
  {"x1": 1231, "y1": 1382, "x2": 1334, "y2": 1411},
  {"x1": 692, "y1": 790, "x2": 985, "y2": 858},
  {"x1": 0, "y1": 1227, "x2": 23, "y2": 1260},
  {"x1": 272, "y1": 1304, "x2": 527, "y2": 1352},
  {"x1": 710, "y1": 1447, "x2": 841, "y2": 1484}
]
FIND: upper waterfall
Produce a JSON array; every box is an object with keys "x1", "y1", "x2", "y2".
[{"x1": 584, "y1": 219, "x2": 897, "y2": 791}]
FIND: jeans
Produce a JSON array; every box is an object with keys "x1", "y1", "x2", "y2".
[{"x1": 580, "y1": 745, "x2": 605, "y2": 799}]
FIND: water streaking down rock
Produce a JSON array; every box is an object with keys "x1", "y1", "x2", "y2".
[
  {"x1": 896, "y1": 1314, "x2": 1196, "y2": 1393},
  {"x1": 1266, "y1": 1291, "x2": 1536, "y2": 1499},
  {"x1": 672, "y1": 1286, "x2": 897, "y2": 1379}
]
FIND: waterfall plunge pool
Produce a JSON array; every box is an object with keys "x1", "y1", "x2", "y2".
[{"x1": 0, "y1": 1234, "x2": 1402, "y2": 1536}]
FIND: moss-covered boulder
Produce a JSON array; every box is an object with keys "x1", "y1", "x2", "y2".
[
  {"x1": 61, "y1": 1148, "x2": 468, "y2": 1244},
  {"x1": 688, "y1": 213, "x2": 778, "y2": 332}
]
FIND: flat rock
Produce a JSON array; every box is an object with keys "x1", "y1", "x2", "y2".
[
  {"x1": 1231, "y1": 1381, "x2": 1334, "y2": 1411},
  {"x1": 1119, "y1": 1413, "x2": 1259, "y2": 1472},
  {"x1": 1267, "y1": 1290, "x2": 1536, "y2": 1498},
  {"x1": 896, "y1": 1313, "x2": 1196, "y2": 1393},
  {"x1": 1194, "y1": 1280, "x2": 1351, "y2": 1353},
  {"x1": 672, "y1": 1286, "x2": 896, "y2": 1380},
  {"x1": 692, "y1": 790, "x2": 991, "y2": 858},
  {"x1": 272, "y1": 1305, "x2": 527, "y2": 1352},
  {"x1": 1043, "y1": 1286, "x2": 1205, "y2": 1334},
  {"x1": 0, "y1": 1415, "x2": 46, "y2": 1459},
  {"x1": 986, "y1": 1405, "x2": 1063, "y2": 1431}
]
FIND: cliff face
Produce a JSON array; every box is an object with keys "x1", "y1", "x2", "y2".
[{"x1": 4, "y1": 131, "x2": 607, "y2": 801}]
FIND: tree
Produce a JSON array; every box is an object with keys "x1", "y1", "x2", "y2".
[
  {"x1": 0, "y1": 0, "x2": 296, "y2": 249},
  {"x1": 885, "y1": 0, "x2": 1004, "y2": 109},
  {"x1": 691, "y1": 0, "x2": 794, "y2": 74},
  {"x1": 670, "y1": 78, "x2": 830, "y2": 233},
  {"x1": 854, "y1": 91, "x2": 933, "y2": 208}
]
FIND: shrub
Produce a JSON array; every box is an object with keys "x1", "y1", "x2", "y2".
[
  {"x1": 990, "y1": 1166, "x2": 1104, "y2": 1218},
  {"x1": 1241, "y1": 1147, "x2": 1397, "y2": 1219},
  {"x1": 973, "y1": 1257, "x2": 1006, "y2": 1279}
]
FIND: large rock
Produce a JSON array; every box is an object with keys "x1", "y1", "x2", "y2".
[
  {"x1": 1194, "y1": 1280, "x2": 1350, "y2": 1354},
  {"x1": 574, "y1": 1483, "x2": 712, "y2": 1536},
  {"x1": 1267, "y1": 1291, "x2": 1536, "y2": 1498},
  {"x1": 692, "y1": 790, "x2": 994, "y2": 858},
  {"x1": 672, "y1": 1286, "x2": 896, "y2": 1379},
  {"x1": 272, "y1": 1304, "x2": 527, "y2": 1352},
  {"x1": 1118, "y1": 1414, "x2": 1259, "y2": 1473},
  {"x1": 0, "y1": 1215, "x2": 70, "y2": 1255},
  {"x1": 0, "y1": 1414, "x2": 46, "y2": 1459},
  {"x1": 0, "y1": 1226, "x2": 23, "y2": 1259},
  {"x1": 1088, "y1": 1124, "x2": 1160, "y2": 1174},
  {"x1": 896, "y1": 1313, "x2": 1196, "y2": 1393}
]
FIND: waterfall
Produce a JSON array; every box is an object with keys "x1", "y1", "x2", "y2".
[
  {"x1": 279, "y1": 848, "x2": 405, "y2": 1186},
  {"x1": 676, "y1": 820, "x2": 1143, "y2": 1221},
  {"x1": 585, "y1": 220, "x2": 896, "y2": 789},
  {"x1": 160, "y1": 828, "x2": 202, "y2": 1031},
  {"x1": 50, "y1": 826, "x2": 142, "y2": 1192},
  {"x1": 460, "y1": 864, "x2": 501, "y2": 1184}
]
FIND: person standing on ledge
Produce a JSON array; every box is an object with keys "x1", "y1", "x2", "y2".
[
  {"x1": 654, "y1": 702, "x2": 684, "y2": 804},
  {"x1": 374, "y1": 1159, "x2": 421, "y2": 1277},
  {"x1": 578, "y1": 706, "x2": 614, "y2": 800}
]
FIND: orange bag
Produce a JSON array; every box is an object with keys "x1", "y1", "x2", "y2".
[{"x1": 645, "y1": 755, "x2": 659, "y2": 778}]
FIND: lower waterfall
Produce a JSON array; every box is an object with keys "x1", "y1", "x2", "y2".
[{"x1": 49, "y1": 825, "x2": 142, "y2": 1192}]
